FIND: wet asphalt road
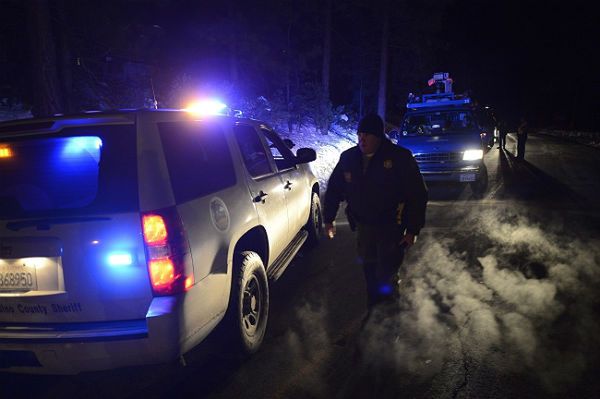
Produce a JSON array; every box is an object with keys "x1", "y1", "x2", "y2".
[{"x1": 1, "y1": 133, "x2": 599, "y2": 399}]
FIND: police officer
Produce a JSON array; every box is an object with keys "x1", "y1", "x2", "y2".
[
  {"x1": 323, "y1": 113, "x2": 428, "y2": 308},
  {"x1": 497, "y1": 120, "x2": 508, "y2": 150}
]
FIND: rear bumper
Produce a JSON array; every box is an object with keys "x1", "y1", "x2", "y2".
[
  {"x1": 0, "y1": 319, "x2": 148, "y2": 343},
  {"x1": 0, "y1": 297, "x2": 180, "y2": 374}
]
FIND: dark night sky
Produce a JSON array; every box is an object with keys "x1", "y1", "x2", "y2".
[
  {"x1": 437, "y1": 0, "x2": 599, "y2": 128},
  {"x1": 0, "y1": 0, "x2": 598, "y2": 129}
]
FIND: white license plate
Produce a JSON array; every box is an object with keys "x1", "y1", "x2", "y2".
[
  {"x1": 460, "y1": 173, "x2": 476, "y2": 182},
  {"x1": 0, "y1": 259, "x2": 39, "y2": 292}
]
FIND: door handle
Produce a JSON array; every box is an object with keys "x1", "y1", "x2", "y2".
[
  {"x1": 284, "y1": 180, "x2": 293, "y2": 190},
  {"x1": 254, "y1": 190, "x2": 268, "y2": 203}
]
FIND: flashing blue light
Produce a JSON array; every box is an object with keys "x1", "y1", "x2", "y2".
[
  {"x1": 107, "y1": 252, "x2": 133, "y2": 267},
  {"x1": 185, "y1": 100, "x2": 228, "y2": 116},
  {"x1": 62, "y1": 136, "x2": 102, "y2": 163}
]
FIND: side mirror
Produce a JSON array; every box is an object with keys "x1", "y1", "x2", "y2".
[
  {"x1": 295, "y1": 148, "x2": 316, "y2": 164},
  {"x1": 283, "y1": 138, "x2": 295, "y2": 149}
]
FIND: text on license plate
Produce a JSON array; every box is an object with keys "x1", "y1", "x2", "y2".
[
  {"x1": 0, "y1": 259, "x2": 39, "y2": 292},
  {"x1": 460, "y1": 173, "x2": 476, "y2": 182}
]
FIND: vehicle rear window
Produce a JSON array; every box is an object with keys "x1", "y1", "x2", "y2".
[
  {"x1": 401, "y1": 110, "x2": 476, "y2": 136},
  {"x1": 0, "y1": 124, "x2": 138, "y2": 219},
  {"x1": 158, "y1": 121, "x2": 236, "y2": 203}
]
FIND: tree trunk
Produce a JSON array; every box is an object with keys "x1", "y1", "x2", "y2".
[
  {"x1": 322, "y1": 0, "x2": 332, "y2": 99},
  {"x1": 26, "y1": 0, "x2": 63, "y2": 117},
  {"x1": 320, "y1": 0, "x2": 333, "y2": 134},
  {"x1": 286, "y1": 0, "x2": 294, "y2": 134},
  {"x1": 359, "y1": 78, "x2": 364, "y2": 119},
  {"x1": 227, "y1": 0, "x2": 239, "y2": 84},
  {"x1": 377, "y1": 0, "x2": 389, "y2": 121},
  {"x1": 56, "y1": 0, "x2": 74, "y2": 113}
]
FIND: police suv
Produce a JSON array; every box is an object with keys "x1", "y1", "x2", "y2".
[
  {"x1": 0, "y1": 105, "x2": 321, "y2": 374},
  {"x1": 390, "y1": 73, "x2": 490, "y2": 195}
]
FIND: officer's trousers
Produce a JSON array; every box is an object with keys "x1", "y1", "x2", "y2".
[{"x1": 355, "y1": 223, "x2": 405, "y2": 308}]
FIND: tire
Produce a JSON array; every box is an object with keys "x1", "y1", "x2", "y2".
[
  {"x1": 471, "y1": 164, "x2": 488, "y2": 196},
  {"x1": 304, "y1": 192, "x2": 322, "y2": 248},
  {"x1": 227, "y1": 251, "x2": 269, "y2": 355}
]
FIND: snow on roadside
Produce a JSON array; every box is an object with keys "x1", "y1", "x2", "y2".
[{"x1": 280, "y1": 126, "x2": 356, "y2": 194}]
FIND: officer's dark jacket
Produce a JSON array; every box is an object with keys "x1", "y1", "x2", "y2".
[{"x1": 323, "y1": 139, "x2": 428, "y2": 235}]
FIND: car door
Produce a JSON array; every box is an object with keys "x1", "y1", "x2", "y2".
[
  {"x1": 259, "y1": 127, "x2": 310, "y2": 239},
  {"x1": 232, "y1": 124, "x2": 289, "y2": 263}
]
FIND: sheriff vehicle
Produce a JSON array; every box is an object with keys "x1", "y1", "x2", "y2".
[{"x1": 0, "y1": 102, "x2": 321, "y2": 374}]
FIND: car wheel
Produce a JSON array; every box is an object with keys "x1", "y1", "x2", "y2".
[
  {"x1": 304, "y1": 192, "x2": 322, "y2": 247},
  {"x1": 228, "y1": 251, "x2": 269, "y2": 355},
  {"x1": 471, "y1": 164, "x2": 488, "y2": 196}
]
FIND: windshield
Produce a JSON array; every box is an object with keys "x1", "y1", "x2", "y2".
[
  {"x1": 0, "y1": 124, "x2": 138, "y2": 220},
  {"x1": 401, "y1": 109, "x2": 477, "y2": 136}
]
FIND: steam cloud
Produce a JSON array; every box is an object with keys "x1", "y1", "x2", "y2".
[{"x1": 360, "y1": 206, "x2": 600, "y2": 394}]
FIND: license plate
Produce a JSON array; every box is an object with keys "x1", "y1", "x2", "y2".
[
  {"x1": 460, "y1": 173, "x2": 476, "y2": 182},
  {"x1": 0, "y1": 259, "x2": 39, "y2": 292}
]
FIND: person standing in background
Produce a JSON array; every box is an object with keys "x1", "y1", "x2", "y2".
[
  {"x1": 497, "y1": 120, "x2": 508, "y2": 150},
  {"x1": 517, "y1": 116, "x2": 528, "y2": 159}
]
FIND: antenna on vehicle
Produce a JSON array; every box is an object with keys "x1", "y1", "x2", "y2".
[{"x1": 150, "y1": 78, "x2": 158, "y2": 110}]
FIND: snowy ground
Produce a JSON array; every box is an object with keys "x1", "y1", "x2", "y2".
[{"x1": 280, "y1": 126, "x2": 356, "y2": 193}]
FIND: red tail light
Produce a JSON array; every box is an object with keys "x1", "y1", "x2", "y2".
[
  {"x1": 141, "y1": 207, "x2": 193, "y2": 296},
  {"x1": 149, "y1": 258, "x2": 176, "y2": 287},
  {"x1": 0, "y1": 145, "x2": 14, "y2": 158},
  {"x1": 142, "y1": 214, "x2": 168, "y2": 245}
]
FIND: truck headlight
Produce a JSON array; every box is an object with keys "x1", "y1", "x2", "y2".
[{"x1": 463, "y1": 149, "x2": 483, "y2": 161}]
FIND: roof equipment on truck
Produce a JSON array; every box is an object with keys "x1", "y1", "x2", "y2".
[{"x1": 407, "y1": 72, "x2": 470, "y2": 109}]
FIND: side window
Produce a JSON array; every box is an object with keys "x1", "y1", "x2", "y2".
[
  {"x1": 260, "y1": 128, "x2": 296, "y2": 171},
  {"x1": 158, "y1": 121, "x2": 236, "y2": 203},
  {"x1": 233, "y1": 125, "x2": 273, "y2": 178}
]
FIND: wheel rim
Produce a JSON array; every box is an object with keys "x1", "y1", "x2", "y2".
[{"x1": 242, "y1": 274, "x2": 262, "y2": 336}]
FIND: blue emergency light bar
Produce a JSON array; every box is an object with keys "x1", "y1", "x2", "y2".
[{"x1": 407, "y1": 94, "x2": 470, "y2": 109}]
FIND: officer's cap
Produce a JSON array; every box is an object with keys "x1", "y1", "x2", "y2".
[{"x1": 357, "y1": 113, "x2": 384, "y2": 138}]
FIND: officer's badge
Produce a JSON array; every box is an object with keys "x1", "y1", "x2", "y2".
[
  {"x1": 344, "y1": 172, "x2": 352, "y2": 183},
  {"x1": 384, "y1": 160, "x2": 393, "y2": 169}
]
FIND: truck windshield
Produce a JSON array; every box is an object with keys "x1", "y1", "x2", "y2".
[{"x1": 401, "y1": 109, "x2": 476, "y2": 136}]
